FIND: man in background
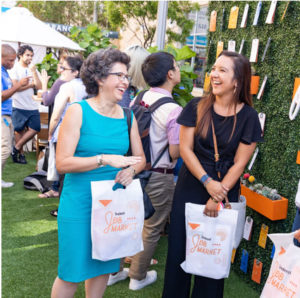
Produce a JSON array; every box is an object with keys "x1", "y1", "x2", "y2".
[
  {"x1": 1, "y1": 44, "x2": 30, "y2": 187},
  {"x1": 9, "y1": 45, "x2": 42, "y2": 164}
]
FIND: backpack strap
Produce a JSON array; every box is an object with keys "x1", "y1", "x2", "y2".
[
  {"x1": 123, "y1": 106, "x2": 168, "y2": 167},
  {"x1": 133, "y1": 90, "x2": 148, "y2": 104},
  {"x1": 149, "y1": 96, "x2": 176, "y2": 113},
  {"x1": 123, "y1": 107, "x2": 132, "y2": 156}
]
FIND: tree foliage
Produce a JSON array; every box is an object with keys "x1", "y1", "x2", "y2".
[
  {"x1": 148, "y1": 45, "x2": 197, "y2": 106},
  {"x1": 69, "y1": 24, "x2": 111, "y2": 58},
  {"x1": 105, "y1": 1, "x2": 199, "y2": 48},
  {"x1": 17, "y1": 1, "x2": 107, "y2": 28}
]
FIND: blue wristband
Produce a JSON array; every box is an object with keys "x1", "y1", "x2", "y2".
[{"x1": 200, "y1": 174, "x2": 210, "y2": 185}]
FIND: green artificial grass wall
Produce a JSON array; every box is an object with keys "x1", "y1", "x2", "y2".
[{"x1": 206, "y1": 1, "x2": 300, "y2": 292}]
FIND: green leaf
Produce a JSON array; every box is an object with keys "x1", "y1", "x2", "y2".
[
  {"x1": 79, "y1": 41, "x2": 90, "y2": 49},
  {"x1": 175, "y1": 46, "x2": 196, "y2": 61},
  {"x1": 86, "y1": 24, "x2": 98, "y2": 34}
]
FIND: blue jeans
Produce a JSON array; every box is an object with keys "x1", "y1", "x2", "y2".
[{"x1": 292, "y1": 208, "x2": 300, "y2": 247}]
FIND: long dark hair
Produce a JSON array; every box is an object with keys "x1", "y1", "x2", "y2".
[{"x1": 196, "y1": 50, "x2": 253, "y2": 139}]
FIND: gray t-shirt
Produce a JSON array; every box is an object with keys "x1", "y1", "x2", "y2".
[{"x1": 9, "y1": 62, "x2": 40, "y2": 110}]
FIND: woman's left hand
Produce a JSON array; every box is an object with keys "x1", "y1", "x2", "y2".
[{"x1": 115, "y1": 167, "x2": 135, "y2": 186}]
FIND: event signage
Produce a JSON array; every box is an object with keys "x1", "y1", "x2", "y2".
[{"x1": 45, "y1": 22, "x2": 119, "y2": 39}]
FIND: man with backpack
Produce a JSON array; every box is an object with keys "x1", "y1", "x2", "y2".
[{"x1": 108, "y1": 52, "x2": 182, "y2": 290}]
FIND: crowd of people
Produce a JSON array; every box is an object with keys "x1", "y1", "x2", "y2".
[{"x1": 2, "y1": 43, "x2": 300, "y2": 298}]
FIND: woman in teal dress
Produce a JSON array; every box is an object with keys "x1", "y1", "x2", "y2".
[{"x1": 51, "y1": 48, "x2": 146, "y2": 298}]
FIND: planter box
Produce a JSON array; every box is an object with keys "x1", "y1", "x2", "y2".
[{"x1": 241, "y1": 184, "x2": 288, "y2": 221}]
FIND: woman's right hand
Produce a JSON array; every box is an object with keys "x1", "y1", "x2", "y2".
[
  {"x1": 41, "y1": 69, "x2": 50, "y2": 90},
  {"x1": 205, "y1": 179, "x2": 228, "y2": 203},
  {"x1": 103, "y1": 154, "x2": 142, "y2": 169}
]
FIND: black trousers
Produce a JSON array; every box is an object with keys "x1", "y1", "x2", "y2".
[{"x1": 162, "y1": 192, "x2": 224, "y2": 298}]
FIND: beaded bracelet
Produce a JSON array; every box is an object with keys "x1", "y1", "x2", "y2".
[
  {"x1": 203, "y1": 177, "x2": 212, "y2": 187},
  {"x1": 200, "y1": 174, "x2": 211, "y2": 185}
]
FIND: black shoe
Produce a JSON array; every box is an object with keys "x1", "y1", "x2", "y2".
[
  {"x1": 18, "y1": 154, "x2": 27, "y2": 164},
  {"x1": 11, "y1": 147, "x2": 20, "y2": 163},
  {"x1": 50, "y1": 209, "x2": 58, "y2": 217}
]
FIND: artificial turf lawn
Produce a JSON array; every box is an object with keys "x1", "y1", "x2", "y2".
[{"x1": 2, "y1": 152, "x2": 259, "y2": 297}]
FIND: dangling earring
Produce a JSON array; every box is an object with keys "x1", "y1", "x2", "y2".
[{"x1": 234, "y1": 85, "x2": 237, "y2": 94}]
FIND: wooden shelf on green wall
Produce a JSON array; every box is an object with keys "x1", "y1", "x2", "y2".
[{"x1": 241, "y1": 184, "x2": 288, "y2": 221}]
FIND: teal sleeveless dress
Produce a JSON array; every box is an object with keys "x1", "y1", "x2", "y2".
[{"x1": 57, "y1": 100, "x2": 131, "y2": 282}]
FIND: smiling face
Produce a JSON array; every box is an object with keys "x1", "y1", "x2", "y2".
[
  {"x1": 19, "y1": 49, "x2": 33, "y2": 66},
  {"x1": 60, "y1": 60, "x2": 77, "y2": 81},
  {"x1": 210, "y1": 55, "x2": 237, "y2": 98},
  {"x1": 99, "y1": 62, "x2": 129, "y2": 102}
]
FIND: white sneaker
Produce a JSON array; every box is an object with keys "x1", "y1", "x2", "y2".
[
  {"x1": 107, "y1": 268, "x2": 129, "y2": 286},
  {"x1": 2, "y1": 180, "x2": 14, "y2": 188},
  {"x1": 129, "y1": 270, "x2": 157, "y2": 291}
]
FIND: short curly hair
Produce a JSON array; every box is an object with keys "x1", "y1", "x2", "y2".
[
  {"x1": 17, "y1": 45, "x2": 33, "y2": 60},
  {"x1": 81, "y1": 48, "x2": 130, "y2": 95}
]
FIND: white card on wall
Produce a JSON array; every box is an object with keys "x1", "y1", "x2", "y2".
[
  {"x1": 266, "y1": 0, "x2": 277, "y2": 24},
  {"x1": 258, "y1": 113, "x2": 266, "y2": 135},
  {"x1": 250, "y1": 39, "x2": 259, "y2": 62},
  {"x1": 228, "y1": 40, "x2": 236, "y2": 52},
  {"x1": 243, "y1": 216, "x2": 253, "y2": 241},
  {"x1": 239, "y1": 39, "x2": 245, "y2": 54},
  {"x1": 253, "y1": 1, "x2": 262, "y2": 26},
  {"x1": 241, "y1": 4, "x2": 249, "y2": 28},
  {"x1": 257, "y1": 76, "x2": 268, "y2": 99}
]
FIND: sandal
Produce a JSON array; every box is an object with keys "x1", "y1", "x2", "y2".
[
  {"x1": 38, "y1": 189, "x2": 59, "y2": 198},
  {"x1": 50, "y1": 209, "x2": 58, "y2": 217}
]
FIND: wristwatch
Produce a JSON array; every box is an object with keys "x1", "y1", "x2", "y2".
[{"x1": 96, "y1": 154, "x2": 104, "y2": 168}]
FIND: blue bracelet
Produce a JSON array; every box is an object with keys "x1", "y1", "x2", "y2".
[{"x1": 200, "y1": 174, "x2": 210, "y2": 185}]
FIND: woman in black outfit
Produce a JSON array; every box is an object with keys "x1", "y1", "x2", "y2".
[{"x1": 162, "y1": 51, "x2": 263, "y2": 298}]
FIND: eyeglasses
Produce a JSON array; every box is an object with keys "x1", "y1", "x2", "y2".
[
  {"x1": 60, "y1": 66, "x2": 72, "y2": 71},
  {"x1": 108, "y1": 72, "x2": 131, "y2": 83}
]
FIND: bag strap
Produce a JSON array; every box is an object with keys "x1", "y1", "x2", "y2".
[
  {"x1": 211, "y1": 120, "x2": 220, "y2": 179},
  {"x1": 124, "y1": 107, "x2": 169, "y2": 167},
  {"x1": 133, "y1": 90, "x2": 148, "y2": 104},
  {"x1": 134, "y1": 90, "x2": 176, "y2": 113},
  {"x1": 211, "y1": 120, "x2": 231, "y2": 209},
  {"x1": 124, "y1": 107, "x2": 132, "y2": 156},
  {"x1": 149, "y1": 96, "x2": 176, "y2": 113}
]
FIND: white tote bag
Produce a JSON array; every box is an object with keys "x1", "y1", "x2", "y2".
[
  {"x1": 260, "y1": 232, "x2": 300, "y2": 298},
  {"x1": 181, "y1": 203, "x2": 238, "y2": 279},
  {"x1": 230, "y1": 195, "x2": 246, "y2": 249},
  {"x1": 91, "y1": 179, "x2": 144, "y2": 261},
  {"x1": 47, "y1": 141, "x2": 59, "y2": 181}
]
